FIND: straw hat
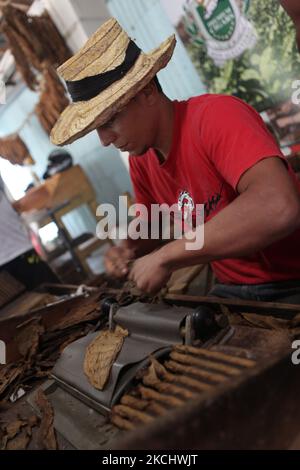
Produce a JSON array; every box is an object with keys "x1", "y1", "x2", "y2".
[{"x1": 50, "y1": 18, "x2": 176, "y2": 146}]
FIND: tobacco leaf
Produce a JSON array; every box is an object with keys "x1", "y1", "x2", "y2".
[
  {"x1": 84, "y1": 326, "x2": 128, "y2": 390},
  {"x1": 0, "y1": 363, "x2": 27, "y2": 398},
  {"x1": 5, "y1": 428, "x2": 31, "y2": 450},
  {"x1": 0, "y1": 291, "x2": 104, "y2": 402},
  {"x1": 1, "y1": 415, "x2": 39, "y2": 450},
  {"x1": 35, "y1": 390, "x2": 57, "y2": 450},
  {"x1": 5, "y1": 419, "x2": 27, "y2": 440},
  {"x1": 16, "y1": 317, "x2": 45, "y2": 360}
]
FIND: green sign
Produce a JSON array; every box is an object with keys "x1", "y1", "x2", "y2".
[
  {"x1": 196, "y1": 0, "x2": 236, "y2": 42},
  {"x1": 184, "y1": 0, "x2": 257, "y2": 67}
]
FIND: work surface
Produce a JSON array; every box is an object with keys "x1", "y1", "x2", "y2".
[{"x1": 1, "y1": 280, "x2": 300, "y2": 450}]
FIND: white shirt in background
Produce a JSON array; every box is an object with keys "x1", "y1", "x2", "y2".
[{"x1": 0, "y1": 174, "x2": 32, "y2": 266}]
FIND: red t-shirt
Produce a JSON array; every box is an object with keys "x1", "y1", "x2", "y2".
[{"x1": 129, "y1": 95, "x2": 300, "y2": 285}]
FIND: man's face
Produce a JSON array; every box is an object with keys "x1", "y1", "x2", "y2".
[{"x1": 97, "y1": 92, "x2": 156, "y2": 156}]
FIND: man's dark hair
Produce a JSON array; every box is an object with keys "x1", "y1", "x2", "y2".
[{"x1": 153, "y1": 75, "x2": 163, "y2": 94}]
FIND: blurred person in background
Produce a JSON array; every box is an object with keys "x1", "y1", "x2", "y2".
[{"x1": 0, "y1": 173, "x2": 58, "y2": 290}]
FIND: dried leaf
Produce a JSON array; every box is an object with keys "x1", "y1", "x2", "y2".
[
  {"x1": 5, "y1": 429, "x2": 31, "y2": 450},
  {"x1": 1, "y1": 414, "x2": 38, "y2": 450},
  {"x1": 16, "y1": 318, "x2": 44, "y2": 360},
  {"x1": 0, "y1": 364, "x2": 26, "y2": 397},
  {"x1": 84, "y1": 326, "x2": 128, "y2": 390},
  {"x1": 5, "y1": 419, "x2": 27, "y2": 440},
  {"x1": 0, "y1": 293, "x2": 103, "y2": 402},
  {"x1": 35, "y1": 390, "x2": 57, "y2": 450},
  {"x1": 0, "y1": 134, "x2": 32, "y2": 166},
  {"x1": 2, "y1": 4, "x2": 71, "y2": 90}
]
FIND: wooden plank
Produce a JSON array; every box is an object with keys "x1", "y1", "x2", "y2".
[{"x1": 164, "y1": 293, "x2": 300, "y2": 315}]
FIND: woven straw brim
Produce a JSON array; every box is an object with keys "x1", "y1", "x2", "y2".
[{"x1": 50, "y1": 35, "x2": 176, "y2": 146}]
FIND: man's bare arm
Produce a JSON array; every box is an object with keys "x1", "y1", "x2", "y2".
[
  {"x1": 162, "y1": 158, "x2": 300, "y2": 267},
  {"x1": 129, "y1": 157, "x2": 300, "y2": 294}
]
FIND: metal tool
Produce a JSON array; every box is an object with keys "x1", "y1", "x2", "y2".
[{"x1": 50, "y1": 300, "x2": 221, "y2": 414}]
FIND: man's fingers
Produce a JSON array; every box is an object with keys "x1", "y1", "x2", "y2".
[
  {"x1": 105, "y1": 262, "x2": 128, "y2": 279},
  {"x1": 104, "y1": 246, "x2": 134, "y2": 278},
  {"x1": 122, "y1": 248, "x2": 136, "y2": 261},
  {"x1": 106, "y1": 247, "x2": 135, "y2": 278}
]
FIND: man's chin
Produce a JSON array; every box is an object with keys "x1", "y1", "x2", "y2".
[{"x1": 129, "y1": 146, "x2": 149, "y2": 157}]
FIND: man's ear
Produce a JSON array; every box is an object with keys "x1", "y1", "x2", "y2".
[{"x1": 140, "y1": 80, "x2": 158, "y2": 105}]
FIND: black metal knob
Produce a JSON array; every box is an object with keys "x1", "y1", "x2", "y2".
[
  {"x1": 192, "y1": 305, "x2": 220, "y2": 341},
  {"x1": 101, "y1": 297, "x2": 118, "y2": 317}
]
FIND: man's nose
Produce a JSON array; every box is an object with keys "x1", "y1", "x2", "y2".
[{"x1": 97, "y1": 127, "x2": 116, "y2": 147}]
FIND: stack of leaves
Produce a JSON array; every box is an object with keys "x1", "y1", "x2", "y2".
[
  {"x1": 35, "y1": 64, "x2": 70, "y2": 135},
  {"x1": 0, "y1": 390, "x2": 58, "y2": 450},
  {"x1": 1, "y1": 3, "x2": 71, "y2": 90},
  {"x1": 0, "y1": 134, "x2": 33, "y2": 165},
  {"x1": 0, "y1": 292, "x2": 106, "y2": 405},
  {"x1": 0, "y1": 414, "x2": 39, "y2": 450}
]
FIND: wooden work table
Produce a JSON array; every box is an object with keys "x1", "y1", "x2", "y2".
[{"x1": 13, "y1": 165, "x2": 110, "y2": 278}]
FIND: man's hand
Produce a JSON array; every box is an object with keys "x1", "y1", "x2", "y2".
[
  {"x1": 104, "y1": 245, "x2": 135, "y2": 279},
  {"x1": 104, "y1": 236, "x2": 168, "y2": 280},
  {"x1": 129, "y1": 250, "x2": 172, "y2": 295}
]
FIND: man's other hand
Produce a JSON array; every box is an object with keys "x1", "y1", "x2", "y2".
[
  {"x1": 104, "y1": 245, "x2": 135, "y2": 279},
  {"x1": 129, "y1": 250, "x2": 172, "y2": 295}
]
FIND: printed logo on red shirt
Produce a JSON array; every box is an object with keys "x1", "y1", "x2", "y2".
[
  {"x1": 178, "y1": 190, "x2": 195, "y2": 220},
  {"x1": 178, "y1": 188, "x2": 223, "y2": 226}
]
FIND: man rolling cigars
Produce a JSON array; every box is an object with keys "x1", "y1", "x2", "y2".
[{"x1": 51, "y1": 18, "x2": 300, "y2": 304}]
